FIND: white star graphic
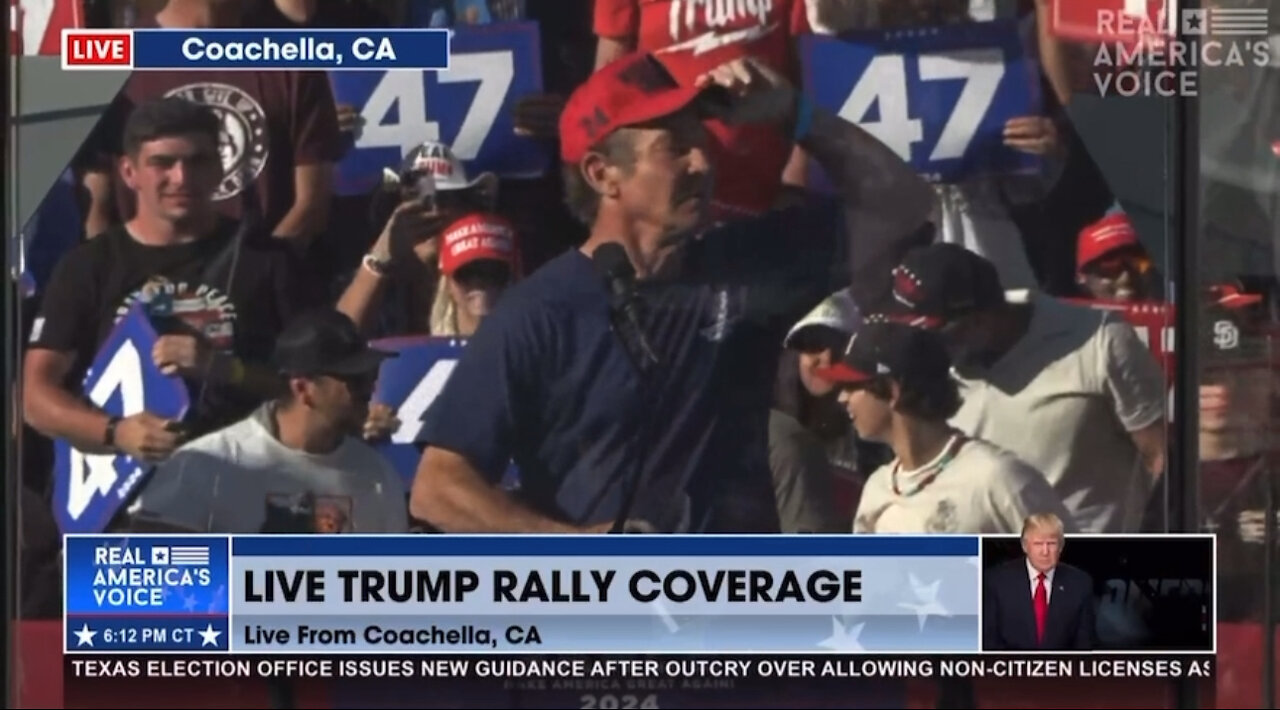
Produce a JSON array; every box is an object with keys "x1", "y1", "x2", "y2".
[
  {"x1": 650, "y1": 599, "x2": 680, "y2": 633},
  {"x1": 818, "y1": 617, "x2": 865, "y2": 651},
  {"x1": 208, "y1": 584, "x2": 226, "y2": 613},
  {"x1": 182, "y1": 594, "x2": 198, "y2": 612},
  {"x1": 898, "y1": 573, "x2": 952, "y2": 631},
  {"x1": 74, "y1": 623, "x2": 97, "y2": 647},
  {"x1": 198, "y1": 623, "x2": 222, "y2": 647}
]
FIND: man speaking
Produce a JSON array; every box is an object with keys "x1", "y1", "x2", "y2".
[
  {"x1": 409, "y1": 53, "x2": 934, "y2": 533},
  {"x1": 984, "y1": 513, "x2": 1096, "y2": 651}
]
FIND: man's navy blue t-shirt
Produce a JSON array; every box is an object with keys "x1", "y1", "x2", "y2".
[{"x1": 421, "y1": 200, "x2": 848, "y2": 532}]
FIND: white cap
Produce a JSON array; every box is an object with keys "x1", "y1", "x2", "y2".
[
  {"x1": 784, "y1": 290, "x2": 862, "y2": 349},
  {"x1": 384, "y1": 140, "x2": 498, "y2": 194}
]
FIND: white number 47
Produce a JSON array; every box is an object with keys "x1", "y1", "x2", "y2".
[
  {"x1": 390, "y1": 359, "x2": 459, "y2": 444},
  {"x1": 66, "y1": 341, "x2": 146, "y2": 521},
  {"x1": 356, "y1": 51, "x2": 516, "y2": 161},
  {"x1": 838, "y1": 49, "x2": 1006, "y2": 164}
]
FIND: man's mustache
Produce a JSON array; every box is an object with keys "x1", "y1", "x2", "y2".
[{"x1": 674, "y1": 174, "x2": 711, "y2": 204}]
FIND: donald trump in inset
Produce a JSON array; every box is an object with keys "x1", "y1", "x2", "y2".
[{"x1": 983, "y1": 513, "x2": 1095, "y2": 650}]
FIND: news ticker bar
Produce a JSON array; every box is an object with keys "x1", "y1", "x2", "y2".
[
  {"x1": 65, "y1": 535, "x2": 982, "y2": 654},
  {"x1": 66, "y1": 654, "x2": 1216, "y2": 681},
  {"x1": 62, "y1": 29, "x2": 450, "y2": 71}
]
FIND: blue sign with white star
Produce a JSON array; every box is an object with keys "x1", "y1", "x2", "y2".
[{"x1": 64, "y1": 535, "x2": 231, "y2": 653}]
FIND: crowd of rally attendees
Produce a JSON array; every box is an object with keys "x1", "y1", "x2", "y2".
[{"x1": 12, "y1": 0, "x2": 1279, "y2": 650}]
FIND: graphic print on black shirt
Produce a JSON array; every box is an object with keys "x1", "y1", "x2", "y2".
[
  {"x1": 31, "y1": 220, "x2": 312, "y2": 433},
  {"x1": 117, "y1": 273, "x2": 238, "y2": 348}
]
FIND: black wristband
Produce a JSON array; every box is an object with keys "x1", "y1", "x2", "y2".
[{"x1": 103, "y1": 416, "x2": 122, "y2": 450}]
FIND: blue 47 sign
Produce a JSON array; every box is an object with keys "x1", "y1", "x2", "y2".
[
  {"x1": 370, "y1": 336, "x2": 467, "y2": 485},
  {"x1": 369, "y1": 335, "x2": 520, "y2": 490},
  {"x1": 801, "y1": 20, "x2": 1043, "y2": 183},
  {"x1": 52, "y1": 306, "x2": 190, "y2": 534},
  {"x1": 331, "y1": 22, "x2": 549, "y2": 195}
]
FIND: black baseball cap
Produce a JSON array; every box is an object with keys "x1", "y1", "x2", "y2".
[
  {"x1": 272, "y1": 310, "x2": 397, "y2": 377},
  {"x1": 814, "y1": 320, "x2": 953, "y2": 385},
  {"x1": 887, "y1": 244, "x2": 1006, "y2": 328},
  {"x1": 1203, "y1": 284, "x2": 1267, "y2": 366}
]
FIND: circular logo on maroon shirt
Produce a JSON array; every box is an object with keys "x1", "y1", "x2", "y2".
[{"x1": 164, "y1": 82, "x2": 269, "y2": 201}]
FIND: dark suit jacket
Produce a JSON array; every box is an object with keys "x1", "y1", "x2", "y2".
[{"x1": 983, "y1": 559, "x2": 1095, "y2": 651}]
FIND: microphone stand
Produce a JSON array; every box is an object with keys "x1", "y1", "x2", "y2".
[{"x1": 608, "y1": 291, "x2": 659, "y2": 534}]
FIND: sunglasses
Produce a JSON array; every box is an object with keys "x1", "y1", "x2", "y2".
[
  {"x1": 1083, "y1": 251, "x2": 1150, "y2": 279},
  {"x1": 315, "y1": 370, "x2": 379, "y2": 390},
  {"x1": 453, "y1": 260, "x2": 512, "y2": 289}
]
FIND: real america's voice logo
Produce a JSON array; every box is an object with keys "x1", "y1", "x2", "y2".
[
  {"x1": 90, "y1": 543, "x2": 215, "y2": 607},
  {"x1": 1091, "y1": 5, "x2": 1275, "y2": 97}
]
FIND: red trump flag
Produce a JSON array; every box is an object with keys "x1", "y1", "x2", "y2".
[
  {"x1": 10, "y1": 0, "x2": 84, "y2": 56},
  {"x1": 1050, "y1": 0, "x2": 1174, "y2": 44}
]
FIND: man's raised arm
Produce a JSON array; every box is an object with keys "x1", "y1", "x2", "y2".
[
  {"x1": 696, "y1": 58, "x2": 936, "y2": 310},
  {"x1": 799, "y1": 103, "x2": 936, "y2": 309}
]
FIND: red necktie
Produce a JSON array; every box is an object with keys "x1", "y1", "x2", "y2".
[{"x1": 1033, "y1": 573, "x2": 1049, "y2": 644}]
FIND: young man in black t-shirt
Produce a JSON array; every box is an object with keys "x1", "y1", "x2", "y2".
[{"x1": 24, "y1": 97, "x2": 314, "y2": 464}]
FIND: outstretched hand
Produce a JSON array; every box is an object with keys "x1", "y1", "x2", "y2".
[{"x1": 693, "y1": 57, "x2": 798, "y2": 127}]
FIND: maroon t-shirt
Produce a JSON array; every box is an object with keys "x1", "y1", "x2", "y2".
[
  {"x1": 1200, "y1": 454, "x2": 1272, "y2": 620},
  {"x1": 85, "y1": 68, "x2": 341, "y2": 234}
]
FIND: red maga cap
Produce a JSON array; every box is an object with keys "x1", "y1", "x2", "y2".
[
  {"x1": 558, "y1": 52, "x2": 704, "y2": 164},
  {"x1": 439, "y1": 213, "x2": 518, "y2": 276},
  {"x1": 1077, "y1": 213, "x2": 1141, "y2": 271}
]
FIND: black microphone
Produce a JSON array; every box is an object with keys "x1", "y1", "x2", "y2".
[{"x1": 592, "y1": 243, "x2": 659, "y2": 372}]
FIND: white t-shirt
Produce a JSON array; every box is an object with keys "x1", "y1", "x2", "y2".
[
  {"x1": 854, "y1": 436, "x2": 1073, "y2": 534},
  {"x1": 133, "y1": 406, "x2": 410, "y2": 533},
  {"x1": 950, "y1": 292, "x2": 1166, "y2": 533}
]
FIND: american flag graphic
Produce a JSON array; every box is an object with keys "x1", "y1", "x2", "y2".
[
  {"x1": 1211, "y1": 7, "x2": 1269, "y2": 35},
  {"x1": 166, "y1": 545, "x2": 210, "y2": 566}
]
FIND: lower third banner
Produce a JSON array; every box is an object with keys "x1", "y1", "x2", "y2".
[
  {"x1": 65, "y1": 535, "x2": 980, "y2": 654},
  {"x1": 227, "y1": 536, "x2": 979, "y2": 654}
]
